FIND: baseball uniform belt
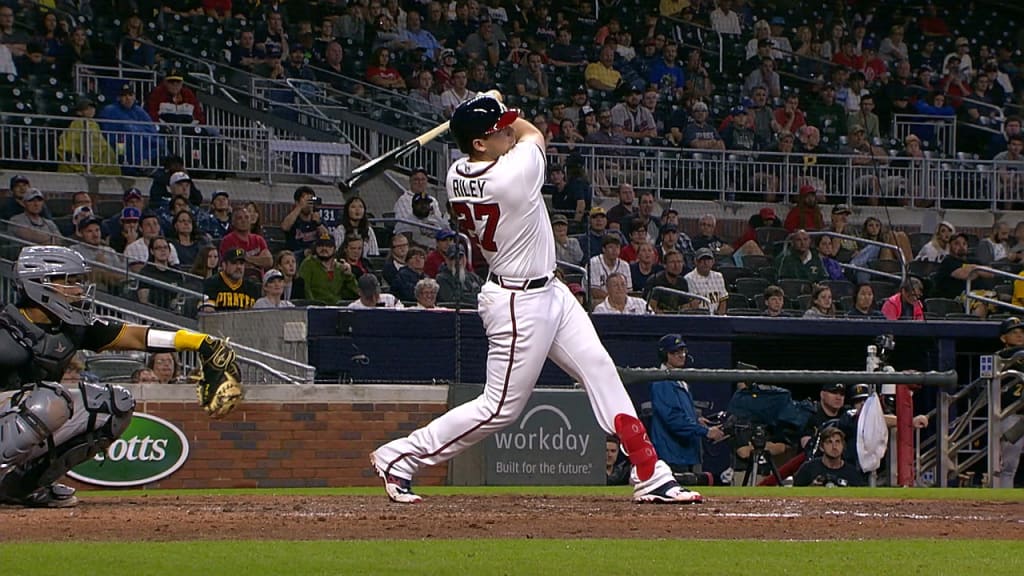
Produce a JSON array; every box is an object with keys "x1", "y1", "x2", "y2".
[{"x1": 487, "y1": 273, "x2": 553, "y2": 291}]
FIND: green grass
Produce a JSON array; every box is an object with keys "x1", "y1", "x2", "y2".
[
  {"x1": 78, "y1": 485, "x2": 1024, "y2": 501},
  {"x1": 2, "y1": 539, "x2": 1020, "y2": 576}
]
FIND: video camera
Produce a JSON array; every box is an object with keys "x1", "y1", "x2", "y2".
[{"x1": 707, "y1": 412, "x2": 769, "y2": 451}]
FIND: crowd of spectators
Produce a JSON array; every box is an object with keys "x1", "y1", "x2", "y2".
[
  {"x1": 5, "y1": 1, "x2": 1024, "y2": 168},
  {"x1": 3, "y1": 1, "x2": 1024, "y2": 320}
]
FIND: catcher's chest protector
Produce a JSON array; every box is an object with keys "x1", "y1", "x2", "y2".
[{"x1": 0, "y1": 305, "x2": 77, "y2": 385}]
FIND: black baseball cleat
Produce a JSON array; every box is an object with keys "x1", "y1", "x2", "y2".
[{"x1": 6, "y1": 483, "x2": 80, "y2": 508}]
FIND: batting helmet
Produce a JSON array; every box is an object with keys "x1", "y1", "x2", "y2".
[{"x1": 450, "y1": 95, "x2": 519, "y2": 154}]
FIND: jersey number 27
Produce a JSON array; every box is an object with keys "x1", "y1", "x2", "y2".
[{"x1": 452, "y1": 203, "x2": 500, "y2": 252}]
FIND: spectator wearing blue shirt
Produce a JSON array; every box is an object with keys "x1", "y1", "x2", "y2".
[
  {"x1": 395, "y1": 11, "x2": 442, "y2": 62},
  {"x1": 682, "y1": 101, "x2": 725, "y2": 151},
  {"x1": 96, "y1": 84, "x2": 162, "y2": 173},
  {"x1": 649, "y1": 335, "x2": 725, "y2": 474},
  {"x1": 647, "y1": 41, "x2": 686, "y2": 101}
]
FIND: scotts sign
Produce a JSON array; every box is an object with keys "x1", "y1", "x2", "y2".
[{"x1": 68, "y1": 413, "x2": 190, "y2": 487}]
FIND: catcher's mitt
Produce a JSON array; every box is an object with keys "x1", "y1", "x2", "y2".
[{"x1": 190, "y1": 336, "x2": 243, "y2": 418}]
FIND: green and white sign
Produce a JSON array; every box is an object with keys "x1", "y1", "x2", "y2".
[{"x1": 68, "y1": 413, "x2": 190, "y2": 487}]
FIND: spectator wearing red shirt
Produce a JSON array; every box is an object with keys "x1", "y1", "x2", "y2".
[
  {"x1": 424, "y1": 229, "x2": 457, "y2": 278},
  {"x1": 772, "y1": 93, "x2": 806, "y2": 135},
  {"x1": 219, "y1": 207, "x2": 273, "y2": 276},
  {"x1": 938, "y1": 56, "x2": 972, "y2": 108},
  {"x1": 366, "y1": 47, "x2": 406, "y2": 90},
  {"x1": 832, "y1": 38, "x2": 864, "y2": 71},
  {"x1": 918, "y1": 4, "x2": 951, "y2": 38},
  {"x1": 202, "y1": 0, "x2": 231, "y2": 19},
  {"x1": 146, "y1": 70, "x2": 207, "y2": 125},
  {"x1": 784, "y1": 185, "x2": 825, "y2": 232},
  {"x1": 734, "y1": 207, "x2": 784, "y2": 252},
  {"x1": 881, "y1": 278, "x2": 925, "y2": 320}
]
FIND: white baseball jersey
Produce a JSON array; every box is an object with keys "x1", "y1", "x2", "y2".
[
  {"x1": 373, "y1": 132, "x2": 681, "y2": 502},
  {"x1": 683, "y1": 269, "x2": 729, "y2": 313},
  {"x1": 446, "y1": 141, "x2": 555, "y2": 279}
]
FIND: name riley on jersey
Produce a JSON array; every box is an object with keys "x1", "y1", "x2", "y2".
[{"x1": 450, "y1": 178, "x2": 487, "y2": 199}]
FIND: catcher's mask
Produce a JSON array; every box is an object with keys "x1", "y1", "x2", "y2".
[{"x1": 16, "y1": 246, "x2": 96, "y2": 325}]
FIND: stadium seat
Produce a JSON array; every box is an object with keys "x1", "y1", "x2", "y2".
[
  {"x1": 925, "y1": 298, "x2": 963, "y2": 317},
  {"x1": 944, "y1": 313, "x2": 981, "y2": 321},
  {"x1": 735, "y1": 277, "x2": 769, "y2": 299},
  {"x1": 908, "y1": 260, "x2": 938, "y2": 280},
  {"x1": 727, "y1": 294, "x2": 753, "y2": 309},
  {"x1": 825, "y1": 279, "x2": 855, "y2": 300},
  {"x1": 777, "y1": 278, "x2": 812, "y2": 298},
  {"x1": 869, "y1": 281, "x2": 898, "y2": 300},
  {"x1": 740, "y1": 254, "x2": 771, "y2": 272}
]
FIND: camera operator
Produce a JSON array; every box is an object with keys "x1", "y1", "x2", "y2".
[
  {"x1": 996, "y1": 317, "x2": 1024, "y2": 488},
  {"x1": 793, "y1": 427, "x2": 867, "y2": 487},
  {"x1": 725, "y1": 369, "x2": 802, "y2": 485},
  {"x1": 648, "y1": 334, "x2": 725, "y2": 478},
  {"x1": 281, "y1": 186, "x2": 329, "y2": 262},
  {"x1": 758, "y1": 382, "x2": 857, "y2": 486}
]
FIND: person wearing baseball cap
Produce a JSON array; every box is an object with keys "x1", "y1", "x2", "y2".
[
  {"x1": 252, "y1": 268, "x2": 296, "y2": 309},
  {"x1": 996, "y1": 317, "x2": 1024, "y2": 487},
  {"x1": 297, "y1": 233, "x2": 358, "y2": 305},
  {"x1": 98, "y1": 82, "x2": 160, "y2": 169},
  {"x1": 647, "y1": 334, "x2": 725, "y2": 476},
  {"x1": 148, "y1": 155, "x2": 203, "y2": 208},
  {"x1": 783, "y1": 184, "x2": 824, "y2": 232},
  {"x1": 684, "y1": 247, "x2": 729, "y2": 315},
  {"x1": 10, "y1": 188, "x2": 61, "y2": 244},
  {"x1": 1, "y1": 175, "x2": 52, "y2": 221},
  {"x1": 437, "y1": 242, "x2": 483, "y2": 306},
  {"x1": 425, "y1": 229, "x2": 458, "y2": 278},
  {"x1": 347, "y1": 272, "x2": 403, "y2": 309},
  {"x1": 201, "y1": 247, "x2": 261, "y2": 311},
  {"x1": 147, "y1": 68, "x2": 206, "y2": 126},
  {"x1": 916, "y1": 220, "x2": 956, "y2": 263},
  {"x1": 552, "y1": 213, "x2": 584, "y2": 265}
]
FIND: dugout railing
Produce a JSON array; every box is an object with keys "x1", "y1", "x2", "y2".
[{"x1": 965, "y1": 266, "x2": 1024, "y2": 316}]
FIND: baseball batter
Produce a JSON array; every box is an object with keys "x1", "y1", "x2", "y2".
[{"x1": 371, "y1": 93, "x2": 701, "y2": 504}]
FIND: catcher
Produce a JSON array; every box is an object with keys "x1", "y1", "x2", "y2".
[{"x1": 0, "y1": 246, "x2": 241, "y2": 508}]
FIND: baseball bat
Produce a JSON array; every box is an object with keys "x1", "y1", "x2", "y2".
[{"x1": 339, "y1": 121, "x2": 450, "y2": 193}]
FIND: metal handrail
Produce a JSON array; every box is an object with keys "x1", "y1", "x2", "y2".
[
  {"x1": 665, "y1": 14, "x2": 725, "y2": 73},
  {"x1": 965, "y1": 265, "x2": 1024, "y2": 314},
  {"x1": 807, "y1": 231, "x2": 907, "y2": 284},
  {"x1": 0, "y1": 227, "x2": 206, "y2": 302},
  {"x1": 557, "y1": 260, "x2": 591, "y2": 311},
  {"x1": 646, "y1": 286, "x2": 713, "y2": 314}
]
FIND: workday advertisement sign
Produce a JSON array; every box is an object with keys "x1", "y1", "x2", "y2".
[
  {"x1": 68, "y1": 413, "x2": 190, "y2": 487},
  {"x1": 485, "y1": 391, "x2": 605, "y2": 485}
]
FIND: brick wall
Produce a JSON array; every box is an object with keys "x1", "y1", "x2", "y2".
[{"x1": 67, "y1": 401, "x2": 449, "y2": 491}]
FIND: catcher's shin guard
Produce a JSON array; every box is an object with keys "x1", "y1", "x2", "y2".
[
  {"x1": 0, "y1": 382, "x2": 134, "y2": 502},
  {"x1": 0, "y1": 383, "x2": 74, "y2": 473},
  {"x1": 615, "y1": 413, "x2": 657, "y2": 482}
]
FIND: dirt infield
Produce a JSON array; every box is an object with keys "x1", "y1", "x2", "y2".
[{"x1": 2, "y1": 495, "x2": 1022, "y2": 541}]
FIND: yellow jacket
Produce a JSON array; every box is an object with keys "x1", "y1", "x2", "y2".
[{"x1": 57, "y1": 118, "x2": 122, "y2": 175}]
